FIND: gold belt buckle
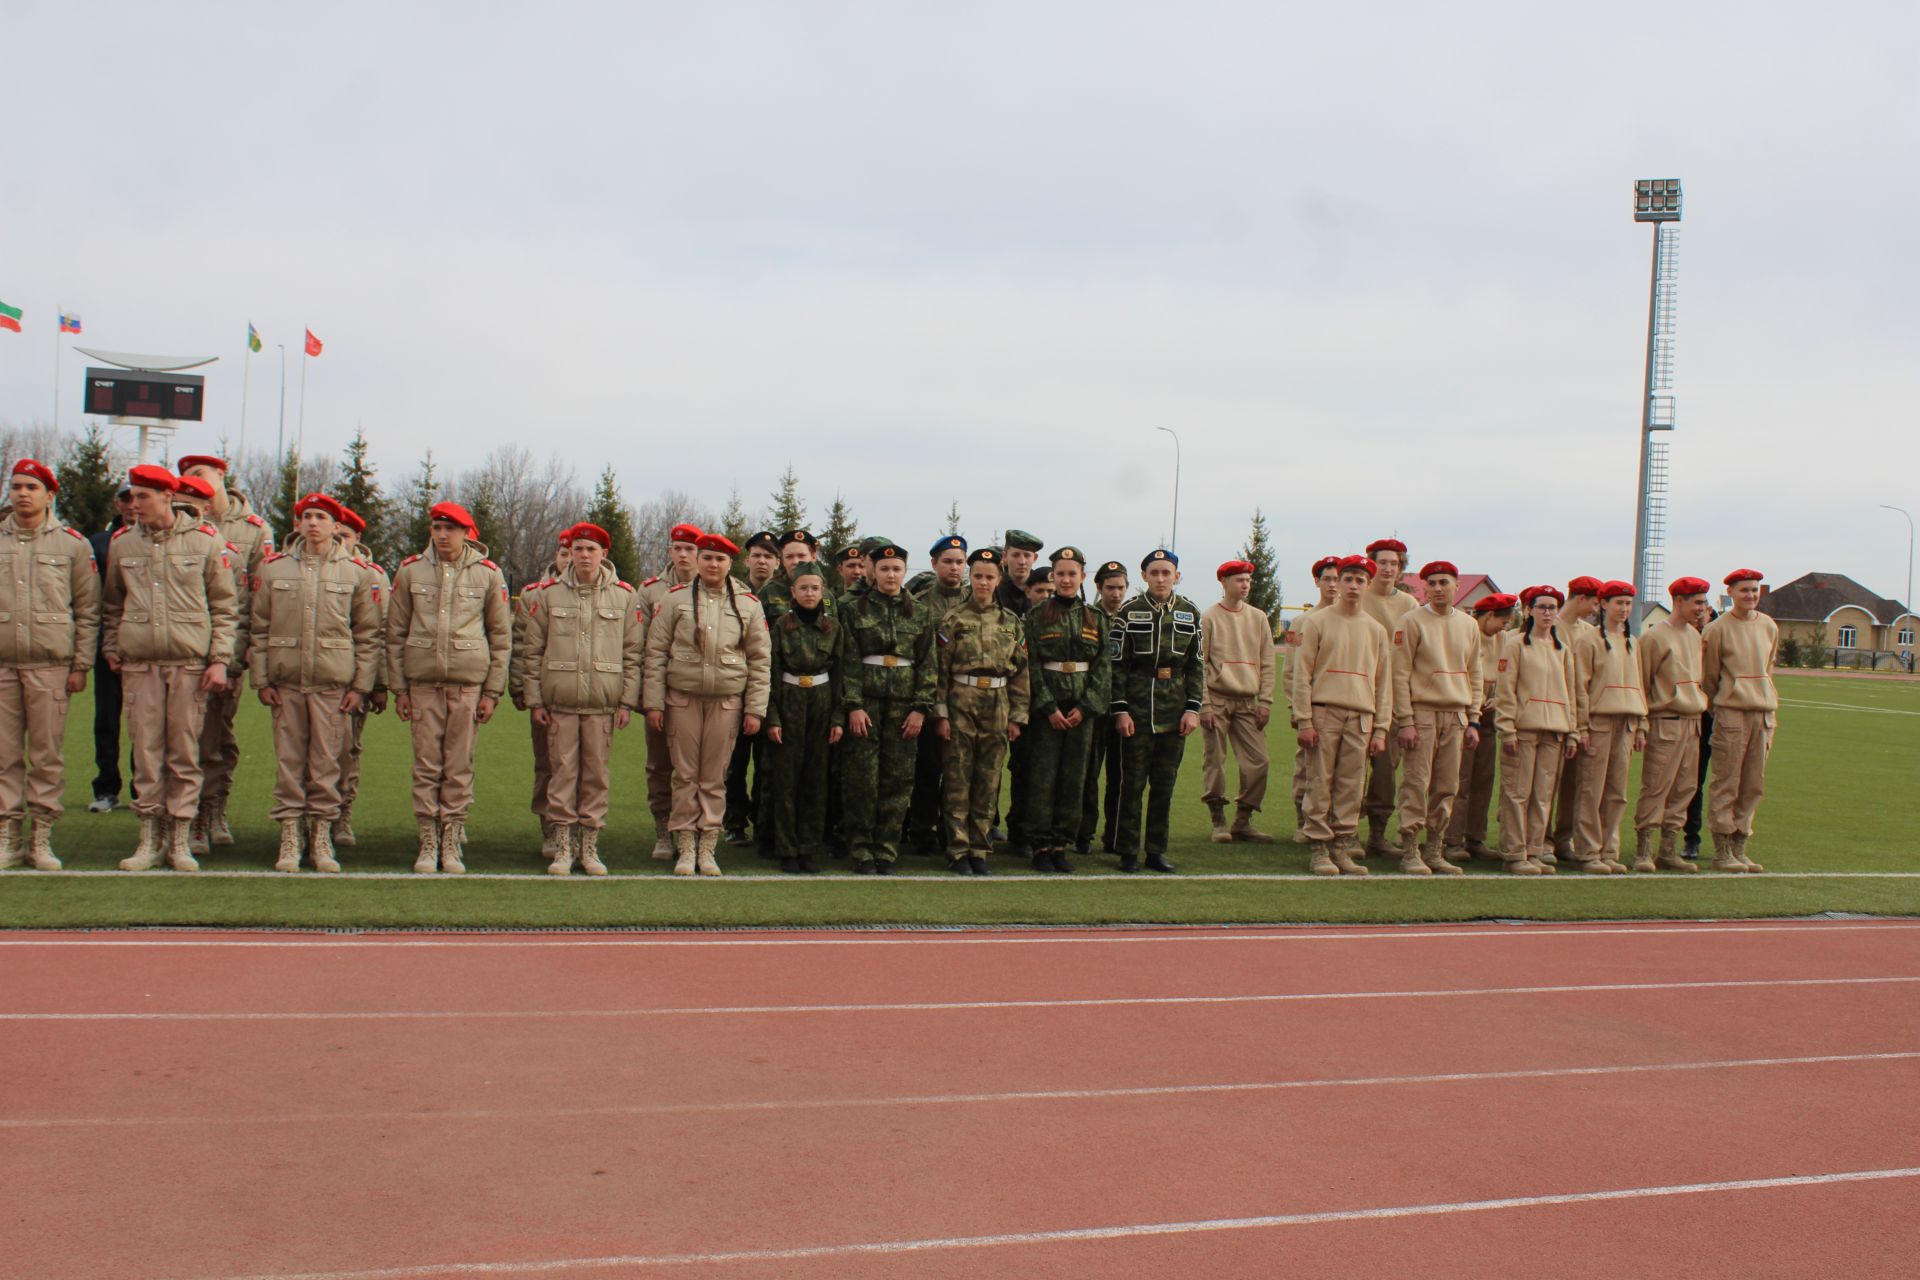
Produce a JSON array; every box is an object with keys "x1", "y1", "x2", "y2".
[
  {"x1": 973, "y1": 676, "x2": 993, "y2": 688},
  {"x1": 795, "y1": 675, "x2": 815, "y2": 688},
  {"x1": 1155, "y1": 666, "x2": 1173, "y2": 680},
  {"x1": 883, "y1": 655, "x2": 899, "y2": 667}
]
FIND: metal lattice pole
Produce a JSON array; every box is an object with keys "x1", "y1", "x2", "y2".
[{"x1": 1631, "y1": 180, "x2": 1683, "y2": 626}]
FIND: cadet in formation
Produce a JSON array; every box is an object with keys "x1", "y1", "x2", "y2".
[
  {"x1": 1494, "y1": 585, "x2": 1580, "y2": 875},
  {"x1": 1109, "y1": 548, "x2": 1203, "y2": 873},
  {"x1": 1702, "y1": 569, "x2": 1777, "y2": 873},
  {"x1": 838, "y1": 541, "x2": 935, "y2": 873},
  {"x1": 905, "y1": 534, "x2": 969, "y2": 858},
  {"x1": 1199, "y1": 558, "x2": 1276, "y2": 846},
  {"x1": 1388, "y1": 560, "x2": 1478, "y2": 876},
  {"x1": 933, "y1": 546, "x2": 1028, "y2": 874},
  {"x1": 636, "y1": 523, "x2": 702, "y2": 860},
  {"x1": 1570, "y1": 581, "x2": 1646, "y2": 873},
  {"x1": 1283, "y1": 555, "x2": 1340, "y2": 840},
  {"x1": 332, "y1": 506, "x2": 390, "y2": 849},
  {"x1": 1077, "y1": 560, "x2": 1129, "y2": 857},
  {"x1": 1358, "y1": 538, "x2": 1417, "y2": 860},
  {"x1": 1021, "y1": 546, "x2": 1109, "y2": 873},
  {"x1": 512, "y1": 529, "x2": 574, "y2": 862},
  {"x1": 1442, "y1": 592, "x2": 1517, "y2": 863},
  {"x1": 1292, "y1": 556, "x2": 1391, "y2": 875},
  {"x1": 763, "y1": 558, "x2": 841, "y2": 874}
]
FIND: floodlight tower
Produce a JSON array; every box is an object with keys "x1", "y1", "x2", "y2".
[{"x1": 1630, "y1": 179, "x2": 1682, "y2": 625}]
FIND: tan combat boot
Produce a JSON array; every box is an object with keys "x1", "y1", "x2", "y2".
[
  {"x1": 671, "y1": 830, "x2": 697, "y2": 876},
  {"x1": 188, "y1": 808, "x2": 212, "y2": 856},
  {"x1": 332, "y1": 803, "x2": 357, "y2": 847},
  {"x1": 540, "y1": 820, "x2": 561, "y2": 861},
  {"x1": 1307, "y1": 842, "x2": 1340, "y2": 876},
  {"x1": 120, "y1": 815, "x2": 164, "y2": 871},
  {"x1": 166, "y1": 818, "x2": 200, "y2": 872},
  {"x1": 413, "y1": 819, "x2": 440, "y2": 874},
  {"x1": 577, "y1": 827, "x2": 608, "y2": 877},
  {"x1": 1330, "y1": 836, "x2": 1370, "y2": 876},
  {"x1": 1580, "y1": 856, "x2": 1613, "y2": 875},
  {"x1": 0, "y1": 818, "x2": 22, "y2": 870},
  {"x1": 1364, "y1": 817, "x2": 1393, "y2": 860},
  {"x1": 546, "y1": 825, "x2": 576, "y2": 876},
  {"x1": 1527, "y1": 852, "x2": 1557, "y2": 875},
  {"x1": 438, "y1": 820, "x2": 466, "y2": 874},
  {"x1": 1421, "y1": 835, "x2": 1463, "y2": 876},
  {"x1": 1631, "y1": 829, "x2": 1656, "y2": 873},
  {"x1": 652, "y1": 831, "x2": 674, "y2": 861},
  {"x1": 1505, "y1": 853, "x2": 1543, "y2": 876},
  {"x1": 1208, "y1": 802, "x2": 1231, "y2": 844},
  {"x1": 1654, "y1": 829, "x2": 1698, "y2": 873},
  {"x1": 1396, "y1": 830, "x2": 1433, "y2": 876},
  {"x1": 209, "y1": 798, "x2": 235, "y2": 847},
  {"x1": 1292, "y1": 802, "x2": 1309, "y2": 844},
  {"x1": 696, "y1": 830, "x2": 722, "y2": 877},
  {"x1": 1710, "y1": 832, "x2": 1745, "y2": 873},
  {"x1": 1440, "y1": 841, "x2": 1471, "y2": 864},
  {"x1": 1734, "y1": 834, "x2": 1765, "y2": 873},
  {"x1": 307, "y1": 818, "x2": 341, "y2": 873},
  {"x1": 27, "y1": 820, "x2": 61, "y2": 871},
  {"x1": 1231, "y1": 806, "x2": 1274, "y2": 843},
  {"x1": 275, "y1": 819, "x2": 304, "y2": 872}
]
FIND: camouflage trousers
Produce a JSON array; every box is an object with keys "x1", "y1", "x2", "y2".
[
  {"x1": 841, "y1": 696, "x2": 919, "y2": 864},
  {"x1": 943, "y1": 684, "x2": 1011, "y2": 859},
  {"x1": 1078, "y1": 716, "x2": 1122, "y2": 851},
  {"x1": 768, "y1": 682, "x2": 836, "y2": 857},
  {"x1": 1114, "y1": 729, "x2": 1188, "y2": 858},
  {"x1": 1024, "y1": 714, "x2": 1095, "y2": 852}
]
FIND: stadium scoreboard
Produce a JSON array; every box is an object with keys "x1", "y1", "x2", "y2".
[{"x1": 83, "y1": 367, "x2": 205, "y2": 421}]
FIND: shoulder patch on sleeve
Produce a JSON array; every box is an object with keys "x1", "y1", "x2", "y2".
[
  {"x1": 1497, "y1": 658, "x2": 1509, "y2": 672},
  {"x1": 1393, "y1": 630, "x2": 1404, "y2": 645},
  {"x1": 225, "y1": 541, "x2": 240, "y2": 554}
]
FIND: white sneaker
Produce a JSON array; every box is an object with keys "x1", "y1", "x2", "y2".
[{"x1": 88, "y1": 796, "x2": 116, "y2": 814}]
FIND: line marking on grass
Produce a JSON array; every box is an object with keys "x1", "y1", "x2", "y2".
[
  {"x1": 2, "y1": 922, "x2": 1916, "y2": 947},
  {"x1": 11, "y1": 1050, "x2": 1917, "y2": 1131},
  {"x1": 7, "y1": 975, "x2": 1917, "y2": 1022},
  {"x1": 1780, "y1": 698, "x2": 1920, "y2": 717},
  {"x1": 195, "y1": 1166, "x2": 1920, "y2": 1277},
  {"x1": 16, "y1": 868, "x2": 1920, "y2": 881}
]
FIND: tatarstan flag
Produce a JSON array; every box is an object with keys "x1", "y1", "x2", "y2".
[{"x1": 0, "y1": 300, "x2": 20, "y2": 334}]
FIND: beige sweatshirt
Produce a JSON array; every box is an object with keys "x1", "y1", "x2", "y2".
[
  {"x1": 1637, "y1": 620, "x2": 1707, "y2": 716},
  {"x1": 1293, "y1": 606, "x2": 1391, "y2": 732},
  {"x1": 1200, "y1": 601, "x2": 1277, "y2": 709},
  {"x1": 1702, "y1": 610, "x2": 1780, "y2": 712},
  {"x1": 1495, "y1": 628, "x2": 1578, "y2": 735},
  {"x1": 1359, "y1": 586, "x2": 1416, "y2": 636},
  {"x1": 1578, "y1": 628, "x2": 1649, "y2": 731},
  {"x1": 1391, "y1": 604, "x2": 1481, "y2": 726}
]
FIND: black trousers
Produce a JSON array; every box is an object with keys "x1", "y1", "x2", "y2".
[
  {"x1": 91, "y1": 656, "x2": 125, "y2": 799},
  {"x1": 1684, "y1": 709, "x2": 1714, "y2": 842}
]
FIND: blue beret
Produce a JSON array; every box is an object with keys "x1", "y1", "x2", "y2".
[
  {"x1": 930, "y1": 534, "x2": 968, "y2": 556},
  {"x1": 1141, "y1": 548, "x2": 1179, "y2": 570}
]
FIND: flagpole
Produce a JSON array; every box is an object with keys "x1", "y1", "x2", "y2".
[
  {"x1": 52, "y1": 316, "x2": 61, "y2": 432},
  {"x1": 238, "y1": 337, "x2": 251, "y2": 463},
  {"x1": 275, "y1": 343, "x2": 287, "y2": 465},
  {"x1": 297, "y1": 334, "x2": 308, "y2": 459}
]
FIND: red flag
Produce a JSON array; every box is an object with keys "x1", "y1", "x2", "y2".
[{"x1": 304, "y1": 329, "x2": 324, "y2": 357}]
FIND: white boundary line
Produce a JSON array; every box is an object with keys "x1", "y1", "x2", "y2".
[
  {"x1": 7, "y1": 975, "x2": 1916, "y2": 1022},
  {"x1": 10, "y1": 1050, "x2": 1915, "y2": 1131},
  {"x1": 0, "y1": 921, "x2": 1916, "y2": 947},
  {"x1": 13, "y1": 867, "x2": 1920, "y2": 881},
  {"x1": 197, "y1": 1166, "x2": 1920, "y2": 1278},
  {"x1": 1780, "y1": 697, "x2": 1920, "y2": 717}
]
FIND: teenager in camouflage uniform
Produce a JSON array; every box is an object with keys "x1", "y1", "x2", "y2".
[
  {"x1": 837, "y1": 541, "x2": 936, "y2": 873},
  {"x1": 1108, "y1": 548, "x2": 1204, "y2": 873},
  {"x1": 1021, "y1": 546, "x2": 1111, "y2": 873},
  {"x1": 764, "y1": 561, "x2": 842, "y2": 874},
  {"x1": 906, "y1": 534, "x2": 970, "y2": 857},
  {"x1": 933, "y1": 547, "x2": 1029, "y2": 875},
  {"x1": 1077, "y1": 560, "x2": 1129, "y2": 855}
]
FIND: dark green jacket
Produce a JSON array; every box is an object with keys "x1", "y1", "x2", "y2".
[
  {"x1": 837, "y1": 588, "x2": 936, "y2": 713},
  {"x1": 764, "y1": 605, "x2": 843, "y2": 732},
  {"x1": 1107, "y1": 592, "x2": 1205, "y2": 733},
  {"x1": 1025, "y1": 594, "x2": 1112, "y2": 720}
]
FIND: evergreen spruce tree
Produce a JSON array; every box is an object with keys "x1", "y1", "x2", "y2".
[
  {"x1": 1240, "y1": 508, "x2": 1282, "y2": 624},
  {"x1": 821, "y1": 493, "x2": 858, "y2": 558},
  {"x1": 943, "y1": 500, "x2": 962, "y2": 537},
  {"x1": 398, "y1": 451, "x2": 442, "y2": 557},
  {"x1": 53, "y1": 425, "x2": 119, "y2": 535},
  {"x1": 585, "y1": 465, "x2": 643, "y2": 584},
  {"x1": 329, "y1": 429, "x2": 393, "y2": 565},
  {"x1": 768, "y1": 465, "x2": 807, "y2": 533},
  {"x1": 267, "y1": 450, "x2": 303, "y2": 549},
  {"x1": 466, "y1": 482, "x2": 508, "y2": 570},
  {"x1": 719, "y1": 488, "x2": 751, "y2": 581}
]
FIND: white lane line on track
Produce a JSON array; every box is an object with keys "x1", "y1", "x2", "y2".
[
  {"x1": 195, "y1": 1166, "x2": 1920, "y2": 1278},
  {"x1": 1780, "y1": 698, "x2": 1920, "y2": 717},
  {"x1": 7, "y1": 975, "x2": 1917, "y2": 1022},
  {"x1": 11, "y1": 1050, "x2": 1918, "y2": 1131},
  {"x1": 18, "y1": 868, "x2": 1920, "y2": 880},
  {"x1": 1, "y1": 921, "x2": 1916, "y2": 948}
]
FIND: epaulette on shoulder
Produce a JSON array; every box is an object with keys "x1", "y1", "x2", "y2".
[
  {"x1": 246, "y1": 513, "x2": 265, "y2": 527},
  {"x1": 64, "y1": 526, "x2": 86, "y2": 541},
  {"x1": 668, "y1": 582, "x2": 688, "y2": 593},
  {"x1": 350, "y1": 556, "x2": 369, "y2": 569},
  {"x1": 642, "y1": 575, "x2": 661, "y2": 587},
  {"x1": 400, "y1": 553, "x2": 422, "y2": 566},
  {"x1": 225, "y1": 541, "x2": 240, "y2": 554},
  {"x1": 480, "y1": 558, "x2": 499, "y2": 571},
  {"x1": 618, "y1": 580, "x2": 634, "y2": 592},
  {"x1": 742, "y1": 592, "x2": 758, "y2": 602},
  {"x1": 111, "y1": 526, "x2": 131, "y2": 540},
  {"x1": 263, "y1": 551, "x2": 286, "y2": 564},
  {"x1": 199, "y1": 522, "x2": 218, "y2": 537}
]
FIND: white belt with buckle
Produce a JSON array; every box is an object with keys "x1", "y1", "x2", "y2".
[
  {"x1": 1043, "y1": 661, "x2": 1090, "y2": 673},
  {"x1": 781, "y1": 672, "x2": 831, "y2": 688},
  {"x1": 957, "y1": 674, "x2": 1006, "y2": 689},
  {"x1": 862, "y1": 655, "x2": 912, "y2": 668}
]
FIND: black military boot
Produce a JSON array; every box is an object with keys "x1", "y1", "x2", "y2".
[
  {"x1": 1074, "y1": 837, "x2": 1092, "y2": 856},
  {"x1": 1119, "y1": 853, "x2": 1140, "y2": 873},
  {"x1": 1145, "y1": 851, "x2": 1177, "y2": 873},
  {"x1": 967, "y1": 856, "x2": 991, "y2": 876},
  {"x1": 949, "y1": 857, "x2": 974, "y2": 875},
  {"x1": 874, "y1": 860, "x2": 895, "y2": 876},
  {"x1": 795, "y1": 854, "x2": 819, "y2": 875},
  {"x1": 1049, "y1": 850, "x2": 1073, "y2": 873},
  {"x1": 779, "y1": 856, "x2": 801, "y2": 874},
  {"x1": 1031, "y1": 849, "x2": 1051, "y2": 872}
]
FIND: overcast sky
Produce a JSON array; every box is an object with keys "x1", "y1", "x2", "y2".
[{"x1": 3, "y1": 1, "x2": 1915, "y2": 606}]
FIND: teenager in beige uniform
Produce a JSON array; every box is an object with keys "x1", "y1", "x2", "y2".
[
  {"x1": 332, "y1": 507, "x2": 389, "y2": 848},
  {"x1": 1633, "y1": 577, "x2": 1709, "y2": 873},
  {"x1": 104, "y1": 466, "x2": 239, "y2": 872},
  {"x1": 250, "y1": 494, "x2": 380, "y2": 872},
  {"x1": 0, "y1": 460, "x2": 99, "y2": 871},
  {"x1": 1548, "y1": 576, "x2": 1603, "y2": 860},
  {"x1": 1389, "y1": 560, "x2": 1479, "y2": 876},
  {"x1": 1494, "y1": 585, "x2": 1580, "y2": 875},
  {"x1": 1571, "y1": 581, "x2": 1646, "y2": 874},
  {"x1": 177, "y1": 455, "x2": 272, "y2": 854},
  {"x1": 524, "y1": 522, "x2": 643, "y2": 877},
  {"x1": 1284, "y1": 556, "x2": 1340, "y2": 841},
  {"x1": 1358, "y1": 537, "x2": 1417, "y2": 857},
  {"x1": 512, "y1": 530, "x2": 573, "y2": 861},
  {"x1": 637, "y1": 522, "x2": 702, "y2": 858},
  {"x1": 386, "y1": 501, "x2": 512, "y2": 874},
  {"x1": 1443, "y1": 592, "x2": 1518, "y2": 863},
  {"x1": 1702, "y1": 569, "x2": 1778, "y2": 873},
  {"x1": 1199, "y1": 559, "x2": 1277, "y2": 843},
  {"x1": 643, "y1": 532, "x2": 771, "y2": 877},
  {"x1": 1293, "y1": 556, "x2": 1391, "y2": 876}
]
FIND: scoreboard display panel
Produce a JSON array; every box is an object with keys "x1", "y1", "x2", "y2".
[{"x1": 83, "y1": 367, "x2": 205, "y2": 421}]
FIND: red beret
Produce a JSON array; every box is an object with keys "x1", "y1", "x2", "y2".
[
  {"x1": 175, "y1": 475, "x2": 217, "y2": 502},
  {"x1": 1365, "y1": 538, "x2": 1407, "y2": 558},
  {"x1": 1597, "y1": 580, "x2": 1636, "y2": 600},
  {"x1": 337, "y1": 506, "x2": 367, "y2": 534},
  {"x1": 1520, "y1": 584, "x2": 1565, "y2": 606},
  {"x1": 557, "y1": 527, "x2": 575, "y2": 546},
  {"x1": 1310, "y1": 555, "x2": 1340, "y2": 578},
  {"x1": 696, "y1": 532, "x2": 740, "y2": 557},
  {"x1": 1566, "y1": 576, "x2": 1603, "y2": 597},
  {"x1": 1216, "y1": 559, "x2": 1256, "y2": 580},
  {"x1": 1418, "y1": 560, "x2": 1458, "y2": 579},
  {"x1": 1669, "y1": 576, "x2": 1711, "y2": 597},
  {"x1": 429, "y1": 501, "x2": 477, "y2": 534},
  {"x1": 571, "y1": 522, "x2": 611, "y2": 550},
  {"x1": 293, "y1": 492, "x2": 347, "y2": 522},
  {"x1": 669, "y1": 523, "x2": 704, "y2": 545},
  {"x1": 10, "y1": 459, "x2": 57, "y2": 492},
  {"x1": 1336, "y1": 554, "x2": 1377, "y2": 578},
  {"x1": 128, "y1": 465, "x2": 177, "y2": 493},
  {"x1": 1473, "y1": 593, "x2": 1518, "y2": 613},
  {"x1": 176, "y1": 454, "x2": 228, "y2": 475},
  {"x1": 1724, "y1": 568, "x2": 1764, "y2": 587}
]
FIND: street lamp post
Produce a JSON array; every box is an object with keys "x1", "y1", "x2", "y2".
[
  {"x1": 1629, "y1": 178, "x2": 1683, "y2": 628},
  {"x1": 1156, "y1": 426, "x2": 1181, "y2": 554},
  {"x1": 1882, "y1": 504, "x2": 1914, "y2": 613}
]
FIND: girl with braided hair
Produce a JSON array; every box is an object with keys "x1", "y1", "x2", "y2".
[{"x1": 1493, "y1": 585, "x2": 1580, "y2": 875}]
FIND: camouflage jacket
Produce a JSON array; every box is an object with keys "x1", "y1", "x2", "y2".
[
  {"x1": 837, "y1": 588, "x2": 936, "y2": 713},
  {"x1": 1024, "y1": 593, "x2": 1111, "y2": 720},
  {"x1": 764, "y1": 605, "x2": 844, "y2": 731},
  {"x1": 1107, "y1": 592, "x2": 1205, "y2": 733},
  {"x1": 934, "y1": 595, "x2": 1030, "y2": 722}
]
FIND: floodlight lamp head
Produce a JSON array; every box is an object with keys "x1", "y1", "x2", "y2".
[{"x1": 1633, "y1": 178, "x2": 1683, "y2": 223}]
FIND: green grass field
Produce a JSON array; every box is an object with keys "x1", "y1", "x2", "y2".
[{"x1": 3, "y1": 670, "x2": 1915, "y2": 928}]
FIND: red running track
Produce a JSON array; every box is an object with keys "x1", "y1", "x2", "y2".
[{"x1": 3, "y1": 921, "x2": 1918, "y2": 1278}]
